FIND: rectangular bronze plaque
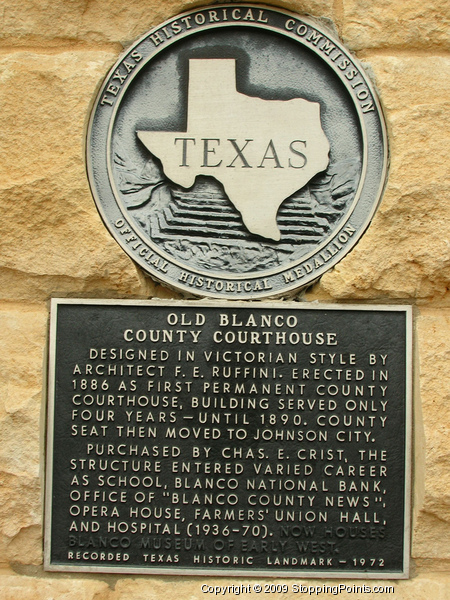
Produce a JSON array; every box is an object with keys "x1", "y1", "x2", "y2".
[{"x1": 45, "y1": 299, "x2": 412, "y2": 578}]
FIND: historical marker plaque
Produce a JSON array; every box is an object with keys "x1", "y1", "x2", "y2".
[
  {"x1": 45, "y1": 300, "x2": 411, "y2": 577},
  {"x1": 86, "y1": 4, "x2": 388, "y2": 299}
]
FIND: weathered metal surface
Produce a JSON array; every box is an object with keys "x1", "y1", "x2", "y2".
[
  {"x1": 45, "y1": 300, "x2": 411, "y2": 578},
  {"x1": 86, "y1": 5, "x2": 388, "y2": 299}
]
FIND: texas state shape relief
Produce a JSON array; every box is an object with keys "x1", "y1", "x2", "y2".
[{"x1": 138, "y1": 59, "x2": 330, "y2": 241}]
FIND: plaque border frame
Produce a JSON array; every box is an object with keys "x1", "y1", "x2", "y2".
[
  {"x1": 44, "y1": 298, "x2": 412, "y2": 579},
  {"x1": 86, "y1": 3, "x2": 389, "y2": 300}
]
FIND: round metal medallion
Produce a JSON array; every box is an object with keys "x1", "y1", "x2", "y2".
[{"x1": 87, "y1": 4, "x2": 388, "y2": 299}]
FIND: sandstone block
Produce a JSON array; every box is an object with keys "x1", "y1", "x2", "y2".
[
  {"x1": 0, "y1": 0, "x2": 171, "y2": 47},
  {"x1": 0, "y1": 570, "x2": 110, "y2": 600},
  {"x1": 0, "y1": 51, "x2": 153, "y2": 301},
  {"x1": 0, "y1": 1, "x2": 337, "y2": 47},
  {"x1": 342, "y1": 0, "x2": 450, "y2": 51},
  {"x1": 365, "y1": 55, "x2": 450, "y2": 111},
  {"x1": 412, "y1": 308, "x2": 450, "y2": 559},
  {"x1": 0, "y1": 303, "x2": 47, "y2": 565},
  {"x1": 306, "y1": 56, "x2": 450, "y2": 304}
]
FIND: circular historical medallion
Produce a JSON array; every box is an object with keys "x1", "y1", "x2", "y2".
[{"x1": 87, "y1": 4, "x2": 388, "y2": 299}]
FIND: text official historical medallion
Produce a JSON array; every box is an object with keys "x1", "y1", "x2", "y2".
[{"x1": 87, "y1": 5, "x2": 388, "y2": 299}]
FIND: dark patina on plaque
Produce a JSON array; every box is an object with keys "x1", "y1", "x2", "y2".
[
  {"x1": 45, "y1": 300, "x2": 411, "y2": 578},
  {"x1": 86, "y1": 4, "x2": 388, "y2": 299}
]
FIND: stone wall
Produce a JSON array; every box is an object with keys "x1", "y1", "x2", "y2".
[{"x1": 0, "y1": 0, "x2": 448, "y2": 598}]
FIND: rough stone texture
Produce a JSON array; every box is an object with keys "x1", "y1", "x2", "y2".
[
  {"x1": 0, "y1": 0, "x2": 337, "y2": 47},
  {"x1": 413, "y1": 309, "x2": 450, "y2": 559},
  {"x1": 305, "y1": 55, "x2": 450, "y2": 305},
  {"x1": 0, "y1": 0, "x2": 172, "y2": 47},
  {"x1": 0, "y1": 569, "x2": 110, "y2": 600},
  {"x1": 0, "y1": 303, "x2": 47, "y2": 565},
  {"x1": 0, "y1": 50, "x2": 161, "y2": 302},
  {"x1": 342, "y1": 0, "x2": 450, "y2": 51}
]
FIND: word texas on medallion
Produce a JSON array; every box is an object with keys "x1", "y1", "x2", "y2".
[{"x1": 87, "y1": 4, "x2": 388, "y2": 299}]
